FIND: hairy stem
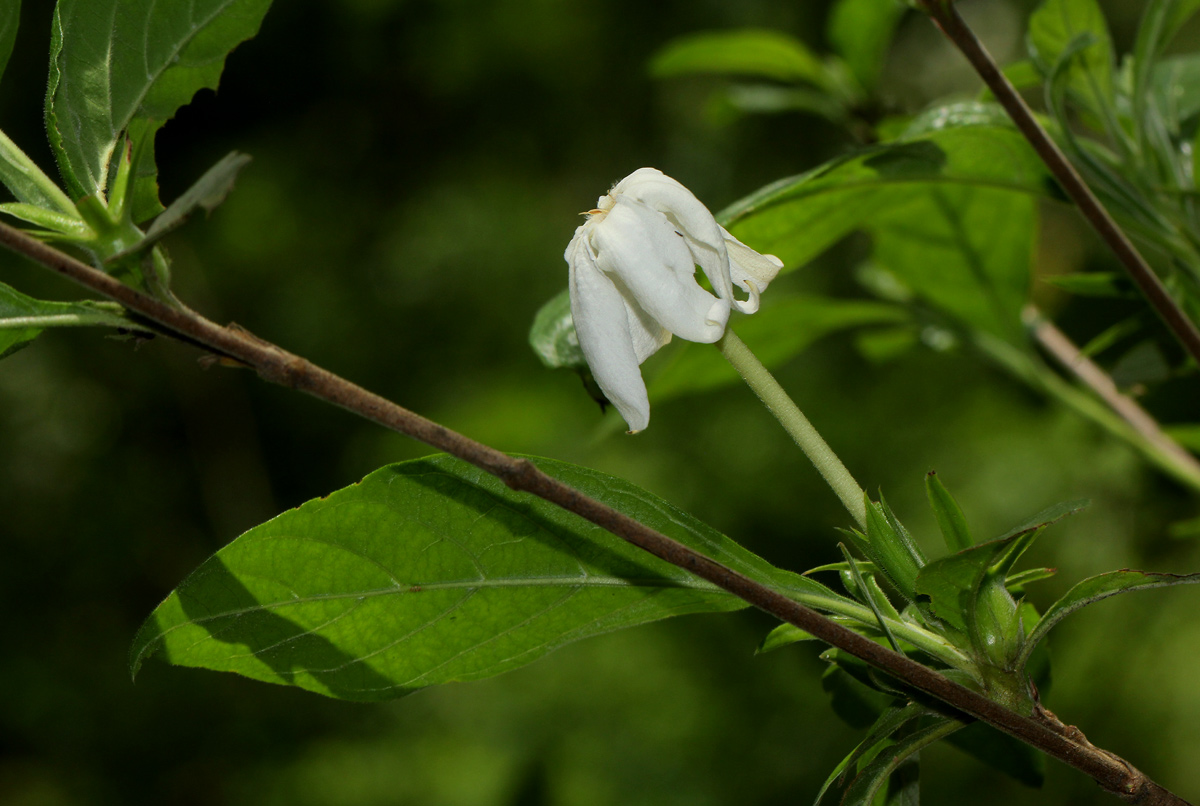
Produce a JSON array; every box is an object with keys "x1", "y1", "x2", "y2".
[
  {"x1": 716, "y1": 329, "x2": 867, "y2": 528},
  {"x1": 0, "y1": 221, "x2": 1188, "y2": 804},
  {"x1": 920, "y1": 1, "x2": 1200, "y2": 369}
]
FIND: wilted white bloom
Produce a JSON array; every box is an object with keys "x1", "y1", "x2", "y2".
[{"x1": 565, "y1": 167, "x2": 783, "y2": 433}]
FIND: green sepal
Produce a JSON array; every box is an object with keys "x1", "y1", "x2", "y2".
[
  {"x1": 925, "y1": 471, "x2": 972, "y2": 552},
  {"x1": 862, "y1": 494, "x2": 924, "y2": 603}
]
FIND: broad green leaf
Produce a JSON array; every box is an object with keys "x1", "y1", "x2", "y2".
[
  {"x1": 826, "y1": 0, "x2": 905, "y2": 90},
  {"x1": 650, "y1": 29, "x2": 830, "y2": 87},
  {"x1": 46, "y1": 0, "x2": 273, "y2": 221},
  {"x1": 902, "y1": 100, "x2": 1015, "y2": 137},
  {"x1": 132, "y1": 454, "x2": 840, "y2": 701},
  {"x1": 813, "y1": 702, "x2": 929, "y2": 806},
  {"x1": 871, "y1": 182, "x2": 1035, "y2": 341},
  {"x1": 529, "y1": 288, "x2": 584, "y2": 370},
  {"x1": 1028, "y1": 0, "x2": 1115, "y2": 123},
  {"x1": 649, "y1": 295, "x2": 908, "y2": 402},
  {"x1": 1018, "y1": 569, "x2": 1200, "y2": 669},
  {"x1": 925, "y1": 472, "x2": 972, "y2": 552},
  {"x1": 0, "y1": 0, "x2": 17, "y2": 84},
  {"x1": 841, "y1": 718, "x2": 963, "y2": 806},
  {"x1": 720, "y1": 126, "x2": 1049, "y2": 278}
]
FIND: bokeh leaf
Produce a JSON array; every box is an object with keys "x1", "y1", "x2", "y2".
[
  {"x1": 720, "y1": 126, "x2": 1049, "y2": 276},
  {"x1": 132, "y1": 454, "x2": 818, "y2": 701},
  {"x1": 1019, "y1": 569, "x2": 1200, "y2": 669},
  {"x1": 529, "y1": 288, "x2": 584, "y2": 370},
  {"x1": 650, "y1": 29, "x2": 830, "y2": 87},
  {"x1": 1028, "y1": 0, "x2": 1115, "y2": 121},
  {"x1": 826, "y1": 0, "x2": 905, "y2": 90},
  {"x1": 649, "y1": 295, "x2": 908, "y2": 402},
  {"x1": 0, "y1": 0, "x2": 18, "y2": 84},
  {"x1": 45, "y1": 0, "x2": 273, "y2": 221}
]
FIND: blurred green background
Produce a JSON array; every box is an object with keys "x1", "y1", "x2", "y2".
[{"x1": 1, "y1": 0, "x2": 1198, "y2": 803}]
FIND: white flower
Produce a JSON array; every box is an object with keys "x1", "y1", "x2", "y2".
[{"x1": 565, "y1": 167, "x2": 783, "y2": 433}]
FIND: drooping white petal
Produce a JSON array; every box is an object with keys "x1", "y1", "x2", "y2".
[
  {"x1": 590, "y1": 197, "x2": 730, "y2": 344},
  {"x1": 613, "y1": 168, "x2": 737, "y2": 307},
  {"x1": 567, "y1": 229, "x2": 652, "y2": 432},
  {"x1": 720, "y1": 226, "x2": 784, "y2": 315}
]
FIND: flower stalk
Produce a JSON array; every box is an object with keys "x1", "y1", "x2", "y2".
[{"x1": 717, "y1": 328, "x2": 868, "y2": 528}]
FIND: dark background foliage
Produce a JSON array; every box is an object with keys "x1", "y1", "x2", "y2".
[{"x1": 0, "y1": 0, "x2": 1197, "y2": 804}]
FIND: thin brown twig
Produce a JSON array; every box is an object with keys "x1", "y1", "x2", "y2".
[
  {"x1": 0, "y1": 220, "x2": 1189, "y2": 804},
  {"x1": 920, "y1": 0, "x2": 1200, "y2": 369},
  {"x1": 1024, "y1": 304, "x2": 1200, "y2": 480}
]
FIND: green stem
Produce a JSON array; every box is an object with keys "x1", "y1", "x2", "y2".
[{"x1": 717, "y1": 329, "x2": 867, "y2": 528}]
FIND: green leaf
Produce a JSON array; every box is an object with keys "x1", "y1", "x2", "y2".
[
  {"x1": 925, "y1": 472, "x2": 972, "y2": 553},
  {"x1": 649, "y1": 295, "x2": 908, "y2": 403},
  {"x1": 528, "y1": 288, "x2": 585, "y2": 370},
  {"x1": 1028, "y1": 0, "x2": 1115, "y2": 123},
  {"x1": 995, "y1": 499, "x2": 1088, "y2": 542},
  {"x1": 719, "y1": 126, "x2": 1048, "y2": 289},
  {"x1": 757, "y1": 615, "x2": 878, "y2": 654},
  {"x1": 902, "y1": 100, "x2": 1016, "y2": 137},
  {"x1": 45, "y1": 0, "x2": 273, "y2": 221},
  {"x1": 1135, "y1": 2, "x2": 1200, "y2": 135},
  {"x1": 0, "y1": 0, "x2": 18, "y2": 84},
  {"x1": 1004, "y1": 567, "x2": 1057, "y2": 592},
  {"x1": 1041, "y1": 271, "x2": 1130, "y2": 297},
  {"x1": 0, "y1": 281, "x2": 147, "y2": 358},
  {"x1": 914, "y1": 522, "x2": 1047, "y2": 667},
  {"x1": 110, "y1": 151, "x2": 252, "y2": 261},
  {"x1": 650, "y1": 29, "x2": 830, "y2": 87},
  {"x1": 826, "y1": 0, "x2": 905, "y2": 90},
  {"x1": 132, "y1": 454, "x2": 823, "y2": 701},
  {"x1": 1164, "y1": 423, "x2": 1200, "y2": 451},
  {"x1": 0, "y1": 130, "x2": 81, "y2": 216},
  {"x1": 871, "y1": 181, "x2": 1035, "y2": 341},
  {"x1": 841, "y1": 718, "x2": 963, "y2": 806},
  {"x1": 813, "y1": 702, "x2": 929, "y2": 806},
  {"x1": 1018, "y1": 569, "x2": 1200, "y2": 670},
  {"x1": 0, "y1": 203, "x2": 92, "y2": 239},
  {"x1": 840, "y1": 544, "x2": 902, "y2": 653}
]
